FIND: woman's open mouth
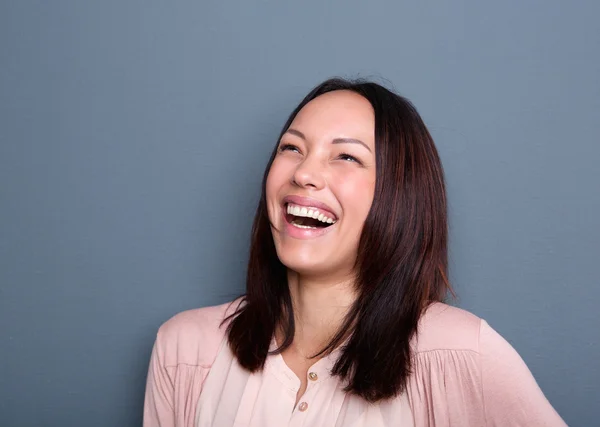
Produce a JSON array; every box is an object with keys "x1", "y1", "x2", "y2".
[{"x1": 284, "y1": 203, "x2": 337, "y2": 230}]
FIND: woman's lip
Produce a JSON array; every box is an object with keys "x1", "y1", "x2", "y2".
[
  {"x1": 281, "y1": 195, "x2": 338, "y2": 220},
  {"x1": 280, "y1": 208, "x2": 335, "y2": 239}
]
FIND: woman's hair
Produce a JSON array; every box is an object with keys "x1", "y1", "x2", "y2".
[{"x1": 224, "y1": 77, "x2": 452, "y2": 402}]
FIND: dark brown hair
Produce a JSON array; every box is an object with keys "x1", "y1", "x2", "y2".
[{"x1": 225, "y1": 77, "x2": 452, "y2": 402}]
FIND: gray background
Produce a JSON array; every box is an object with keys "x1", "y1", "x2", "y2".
[{"x1": 1, "y1": 1, "x2": 598, "y2": 426}]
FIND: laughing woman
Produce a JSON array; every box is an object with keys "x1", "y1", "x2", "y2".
[{"x1": 143, "y1": 79, "x2": 566, "y2": 426}]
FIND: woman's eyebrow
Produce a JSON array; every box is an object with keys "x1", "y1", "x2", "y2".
[
  {"x1": 285, "y1": 128, "x2": 306, "y2": 139},
  {"x1": 331, "y1": 137, "x2": 371, "y2": 152},
  {"x1": 285, "y1": 128, "x2": 371, "y2": 152}
]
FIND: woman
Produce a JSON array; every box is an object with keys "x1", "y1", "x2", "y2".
[{"x1": 143, "y1": 78, "x2": 566, "y2": 426}]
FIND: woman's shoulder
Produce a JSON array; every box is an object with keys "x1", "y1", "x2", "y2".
[
  {"x1": 154, "y1": 298, "x2": 242, "y2": 368},
  {"x1": 411, "y1": 304, "x2": 567, "y2": 425},
  {"x1": 413, "y1": 301, "x2": 485, "y2": 354}
]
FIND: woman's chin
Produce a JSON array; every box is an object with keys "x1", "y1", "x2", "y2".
[
  {"x1": 277, "y1": 254, "x2": 328, "y2": 277},
  {"x1": 277, "y1": 254, "x2": 351, "y2": 280}
]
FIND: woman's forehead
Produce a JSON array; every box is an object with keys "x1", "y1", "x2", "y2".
[{"x1": 289, "y1": 90, "x2": 375, "y2": 144}]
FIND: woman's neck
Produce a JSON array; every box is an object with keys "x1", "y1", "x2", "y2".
[{"x1": 284, "y1": 270, "x2": 357, "y2": 358}]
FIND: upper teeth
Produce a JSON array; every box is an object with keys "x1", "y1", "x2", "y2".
[{"x1": 286, "y1": 204, "x2": 336, "y2": 224}]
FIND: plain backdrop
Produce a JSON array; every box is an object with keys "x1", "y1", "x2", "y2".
[{"x1": 1, "y1": 1, "x2": 598, "y2": 426}]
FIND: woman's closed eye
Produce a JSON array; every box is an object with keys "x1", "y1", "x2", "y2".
[
  {"x1": 337, "y1": 153, "x2": 362, "y2": 165},
  {"x1": 278, "y1": 143, "x2": 300, "y2": 154}
]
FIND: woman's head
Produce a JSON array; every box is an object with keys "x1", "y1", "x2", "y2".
[
  {"x1": 263, "y1": 79, "x2": 448, "y2": 299},
  {"x1": 266, "y1": 89, "x2": 376, "y2": 281},
  {"x1": 226, "y1": 77, "x2": 451, "y2": 401}
]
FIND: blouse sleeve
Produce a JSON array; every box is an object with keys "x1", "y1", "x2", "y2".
[
  {"x1": 479, "y1": 320, "x2": 566, "y2": 426},
  {"x1": 143, "y1": 330, "x2": 176, "y2": 427},
  {"x1": 142, "y1": 304, "x2": 228, "y2": 427}
]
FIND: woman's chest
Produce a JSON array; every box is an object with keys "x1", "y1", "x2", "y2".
[{"x1": 195, "y1": 342, "x2": 414, "y2": 427}]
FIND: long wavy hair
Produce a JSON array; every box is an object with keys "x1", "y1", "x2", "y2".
[{"x1": 224, "y1": 77, "x2": 452, "y2": 402}]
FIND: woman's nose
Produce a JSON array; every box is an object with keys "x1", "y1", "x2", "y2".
[{"x1": 291, "y1": 157, "x2": 326, "y2": 190}]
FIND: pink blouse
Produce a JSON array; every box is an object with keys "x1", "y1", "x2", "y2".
[{"x1": 143, "y1": 300, "x2": 566, "y2": 426}]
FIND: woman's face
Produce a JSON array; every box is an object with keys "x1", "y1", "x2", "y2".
[{"x1": 266, "y1": 90, "x2": 376, "y2": 279}]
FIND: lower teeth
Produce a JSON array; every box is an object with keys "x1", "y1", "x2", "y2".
[{"x1": 292, "y1": 223, "x2": 317, "y2": 229}]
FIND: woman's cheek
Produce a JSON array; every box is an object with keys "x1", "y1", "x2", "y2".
[
  {"x1": 341, "y1": 177, "x2": 375, "y2": 222},
  {"x1": 341, "y1": 173, "x2": 374, "y2": 197}
]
